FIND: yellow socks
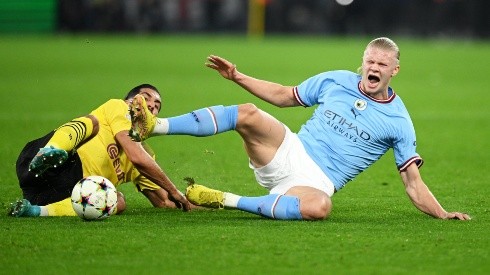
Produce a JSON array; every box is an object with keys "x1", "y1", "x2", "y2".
[
  {"x1": 46, "y1": 116, "x2": 94, "y2": 152},
  {"x1": 43, "y1": 198, "x2": 76, "y2": 216}
]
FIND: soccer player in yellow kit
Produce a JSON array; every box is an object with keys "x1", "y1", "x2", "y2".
[{"x1": 9, "y1": 84, "x2": 191, "y2": 217}]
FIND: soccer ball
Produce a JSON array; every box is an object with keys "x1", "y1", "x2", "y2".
[{"x1": 71, "y1": 176, "x2": 118, "y2": 220}]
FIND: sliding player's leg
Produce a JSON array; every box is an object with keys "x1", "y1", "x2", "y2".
[{"x1": 29, "y1": 115, "x2": 98, "y2": 176}]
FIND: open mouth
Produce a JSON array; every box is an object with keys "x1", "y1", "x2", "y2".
[{"x1": 368, "y1": 74, "x2": 380, "y2": 83}]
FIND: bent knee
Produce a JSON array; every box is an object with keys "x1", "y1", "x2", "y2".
[
  {"x1": 115, "y1": 192, "x2": 126, "y2": 214},
  {"x1": 301, "y1": 195, "x2": 332, "y2": 221},
  {"x1": 237, "y1": 103, "x2": 261, "y2": 126}
]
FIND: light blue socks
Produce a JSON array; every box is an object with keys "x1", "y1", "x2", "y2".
[
  {"x1": 165, "y1": 105, "x2": 303, "y2": 220},
  {"x1": 167, "y1": 105, "x2": 238, "y2": 136},
  {"x1": 237, "y1": 194, "x2": 303, "y2": 220}
]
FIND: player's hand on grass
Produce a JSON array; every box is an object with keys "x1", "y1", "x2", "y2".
[
  {"x1": 206, "y1": 55, "x2": 237, "y2": 81},
  {"x1": 169, "y1": 190, "x2": 192, "y2": 212},
  {"x1": 444, "y1": 211, "x2": 471, "y2": 220}
]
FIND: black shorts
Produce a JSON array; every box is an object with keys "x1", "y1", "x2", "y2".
[{"x1": 16, "y1": 131, "x2": 83, "y2": 206}]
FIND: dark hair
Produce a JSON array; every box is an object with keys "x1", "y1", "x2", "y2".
[{"x1": 124, "y1": 84, "x2": 160, "y2": 100}]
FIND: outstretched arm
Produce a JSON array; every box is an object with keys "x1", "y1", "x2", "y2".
[
  {"x1": 400, "y1": 163, "x2": 470, "y2": 220},
  {"x1": 115, "y1": 131, "x2": 192, "y2": 211},
  {"x1": 206, "y1": 55, "x2": 299, "y2": 108}
]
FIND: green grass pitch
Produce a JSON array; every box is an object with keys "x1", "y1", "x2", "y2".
[{"x1": 0, "y1": 35, "x2": 488, "y2": 274}]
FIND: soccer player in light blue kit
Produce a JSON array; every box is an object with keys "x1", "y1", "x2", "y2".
[{"x1": 129, "y1": 37, "x2": 470, "y2": 221}]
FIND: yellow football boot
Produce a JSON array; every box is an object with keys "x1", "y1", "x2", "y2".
[
  {"x1": 186, "y1": 184, "x2": 224, "y2": 209},
  {"x1": 128, "y1": 94, "x2": 157, "y2": 141}
]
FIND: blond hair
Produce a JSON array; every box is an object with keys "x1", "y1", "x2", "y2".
[{"x1": 366, "y1": 37, "x2": 400, "y2": 63}]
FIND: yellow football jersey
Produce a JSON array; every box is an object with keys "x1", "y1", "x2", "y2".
[{"x1": 77, "y1": 99, "x2": 160, "y2": 191}]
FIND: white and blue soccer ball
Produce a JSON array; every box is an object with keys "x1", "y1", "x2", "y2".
[{"x1": 71, "y1": 176, "x2": 118, "y2": 221}]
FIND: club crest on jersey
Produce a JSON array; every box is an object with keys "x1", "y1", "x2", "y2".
[{"x1": 354, "y1": 99, "x2": 367, "y2": 111}]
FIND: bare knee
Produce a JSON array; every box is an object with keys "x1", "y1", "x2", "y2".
[
  {"x1": 285, "y1": 186, "x2": 333, "y2": 221},
  {"x1": 300, "y1": 194, "x2": 332, "y2": 221},
  {"x1": 115, "y1": 191, "x2": 126, "y2": 214},
  {"x1": 236, "y1": 103, "x2": 261, "y2": 130}
]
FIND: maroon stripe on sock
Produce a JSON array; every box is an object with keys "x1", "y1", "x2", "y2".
[
  {"x1": 271, "y1": 195, "x2": 282, "y2": 219},
  {"x1": 206, "y1": 107, "x2": 218, "y2": 134}
]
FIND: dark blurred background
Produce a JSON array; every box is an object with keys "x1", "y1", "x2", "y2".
[{"x1": 0, "y1": 0, "x2": 488, "y2": 38}]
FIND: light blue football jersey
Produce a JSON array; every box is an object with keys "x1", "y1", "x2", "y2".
[{"x1": 295, "y1": 70, "x2": 423, "y2": 191}]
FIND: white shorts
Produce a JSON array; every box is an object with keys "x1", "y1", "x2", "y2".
[{"x1": 249, "y1": 126, "x2": 336, "y2": 197}]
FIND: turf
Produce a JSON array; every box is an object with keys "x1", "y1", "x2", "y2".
[{"x1": 0, "y1": 35, "x2": 488, "y2": 274}]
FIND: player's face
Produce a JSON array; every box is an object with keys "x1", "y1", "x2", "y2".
[
  {"x1": 360, "y1": 46, "x2": 400, "y2": 99},
  {"x1": 138, "y1": 88, "x2": 162, "y2": 115}
]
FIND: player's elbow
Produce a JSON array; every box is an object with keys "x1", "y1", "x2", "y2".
[
  {"x1": 405, "y1": 185, "x2": 418, "y2": 201},
  {"x1": 405, "y1": 184, "x2": 427, "y2": 211}
]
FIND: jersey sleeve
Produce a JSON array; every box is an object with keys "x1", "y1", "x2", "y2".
[
  {"x1": 91, "y1": 99, "x2": 131, "y2": 137},
  {"x1": 294, "y1": 72, "x2": 336, "y2": 107},
  {"x1": 93, "y1": 99, "x2": 131, "y2": 136},
  {"x1": 393, "y1": 118, "x2": 424, "y2": 171}
]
